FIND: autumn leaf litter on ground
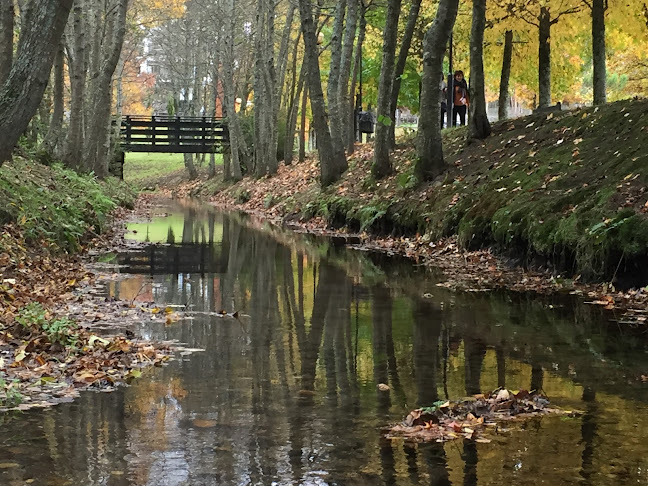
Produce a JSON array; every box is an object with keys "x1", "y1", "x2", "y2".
[
  {"x1": 386, "y1": 388, "x2": 581, "y2": 444},
  {"x1": 0, "y1": 195, "x2": 210, "y2": 413}
]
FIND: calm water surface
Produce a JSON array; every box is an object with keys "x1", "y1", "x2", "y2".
[{"x1": 1, "y1": 201, "x2": 647, "y2": 485}]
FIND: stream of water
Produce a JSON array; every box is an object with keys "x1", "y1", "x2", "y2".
[{"x1": 1, "y1": 200, "x2": 647, "y2": 485}]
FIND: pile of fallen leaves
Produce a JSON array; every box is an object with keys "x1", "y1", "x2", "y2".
[
  {"x1": 386, "y1": 388, "x2": 580, "y2": 444},
  {"x1": 0, "y1": 313, "x2": 172, "y2": 412}
]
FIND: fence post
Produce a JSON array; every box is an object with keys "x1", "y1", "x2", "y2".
[{"x1": 151, "y1": 115, "x2": 156, "y2": 148}]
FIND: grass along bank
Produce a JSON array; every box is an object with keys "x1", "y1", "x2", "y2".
[
  {"x1": 204, "y1": 99, "x2": 648, "y2": 288},
  {"x1": 0, "y1": 158, "x2": 175, "y2": 411}
]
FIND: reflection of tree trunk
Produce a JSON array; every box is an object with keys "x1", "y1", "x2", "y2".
[
  {"x1": 182, "y1": 208, "x2": 196, "y2": 243},
  {"x1": 404, "y1": 443, "x2": 420, "y2": 483},
  {"x1": 496, "y1": 344, "x2": 506, "y2": 388},
  {"x1": 413, "y1": 300, "x2": 442, "y2": 406},
  {"x1": 323, "y1": 297, "x2": 338, "y2": 400},
  {"x1": 299, "y1": 263, "x2": 335, "y2": 396},
  {"x1": 422, "y1": 443, "x2": 451, "y2": 485},
  {"x1": 531, "y1": 363, "x2": 544, "y2": 393},
  {"x1": 464, "y1": 334, "x2": 487, "y2": 395},
  {"x1": 379, "y1": 436, "x2": 396, "y2": 485},
  {"x1": 579, "y1": 386, "x2": 598, "y2": 483},
  {"x1": 372, "y1": 285, "x2": 392, "y2": 412},
  {"x1": 462, "y1": 439, "x2": 478, "y2": 485}
]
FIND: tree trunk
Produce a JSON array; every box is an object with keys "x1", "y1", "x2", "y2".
[
  {"x1": 298, "y1": 0, "x2": 347, "y2": 186},
  {"x1": 538, "y1": 7, "x2": 552, "y2": 108},
  {"x1": 222, "y1": 0, "x2": 242, "y2": 181},
  {"x1": 0, "y1": 0, "x2": 73, "y2": 165},
  {"x1": 327, "y1": 0, "x2": 346, "y2": 148},
  {"x1": 347, "y1": 4, "x2": 367, "y2": 155},
  {"x1": 184, "y1": 153, "x2": 198, "y2": 179},
  {"x1": 0, "y1": 0, "x2": 13, "y2": 86},
  {"x1": 63, "y1": 0, "x2": 86, "y2": 170},
  {"x1": 592, "y1": 0, "x2": 606, "y2": 105},
  {"x1": 468, "y1": 0, "x2": 491, "y2": 140},
  {"x1": 338, "y1": 0, "x2": 358, "y2": 155},
  {"x1": 414, "y1": 0, "x2": 459, "y2": 181},
  {"x1": 372, "y1": 0, "x2": 402, "y2": 179},
  {"x1": 285, "y1": 63, "x2": 306, "y2": 166},
  {"x1": 299, "y1": 83, "x2": 308, "y2": 162},
  {"x1": 388, "y1": 0, "x2": 422, "y2": 149},
  {"x1": 86, "y1": 0, "x2": 128, "y2": 178},
  {"x1": 498, "y1": 30, "x2": 513, "y2": 120},
  {"x1": 44, "y1": 42, "x2": 65, "y2": 154},
  {"x1": 208, "y1": 153, "x2": 217, "y2": 178}
]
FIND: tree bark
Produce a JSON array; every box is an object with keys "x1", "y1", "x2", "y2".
[
  {"x1": 0, "y1": 0, "x2": 13, "y2": 86},
  {"x1": 498, "y1": 30, "x2": 513, "y2": 120},
  {"x1": 327, "y1": 0, "x2": 346, "y2": 148},
  {"x1": 371, "y1": 0, "x2": 402, "y2": 179},
  {"x1": 222, "y1": 0, "x2": 242, "y2": 180},
  {"x1": 298, "y1": 0, "x2": 347, "y2": 186},
  {"x1": 346, "y1": 3, "x2": 367, "y2": 155},
  {"x1": 468, "y1": 0, "x2": 491, "y2": 140},
  {"x1": 388, "y1": 0, "x2": 422, "y2": 149},
  {"x1": 371, "y1": 0, "x2": 401, "y2": 179},
  {"x1": 299, "y1": 83, "x2": 308, "y2": 162},
  {"x1": 44, "y1": 42, "x2": 65, "y2": 154},
  {"x1": 285, "y1": 63, "x2": 306, "y2": 166},
  {"x1": 414, "y1": 0, "x2": 459, "y2": 181},
  {"x1": 0, "y1": 0, "x2": 73, "y2": 165},
  {"x1": 538, "y1": 7, "x2": 552, "y2": 108},
  {"x1": 86, "y1": 0, "x2": 128, "y2": 178},
  {"x1": 338, "y1": 0, "x2": 358, "y2": 155},
  {"x1": 63, "y1": 0, "x2": 86, "y2": 169},
  {"x1": 592, "y1": 0, "x2": 606, "y2": 105}
]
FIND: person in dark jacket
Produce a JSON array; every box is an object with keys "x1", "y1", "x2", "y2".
[{"x1": 452, "y1": 70, "x2": 469, "y2": 126}]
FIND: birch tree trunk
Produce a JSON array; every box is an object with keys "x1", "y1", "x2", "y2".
[
  {"x1": 0, "y1": 0, "x2": 13, "y2": 86},
  {"x1": 414, "y1": 0, "x2": 459, "y2": 181},
  {"x1": 591, "y1": 0, "x2": 607, "y2": 105},
  {"x1": 222, "y1": 0, "x2": 242, "y2": 181},
  {"x1": 538, "y1": 7, "x2": 552, "y2": 108},
  {"x1": 297, "y1": 0, "x2": 347, "y2": 186},
  {"x1": 372, "y1": 0, "x2": 402, "y2": 179},
  {"x1": 0, "y1": 0, "x2": 73, "y2": 165},
  {"x1": 468, "y1": 0, "x2": 491, "y2": 140},
  {"x1": 498, "y1": 30, "x2": 513, "y2": 120},
  {"x1": 388, "y1": 0, "x2": 422, "y2": 149}
]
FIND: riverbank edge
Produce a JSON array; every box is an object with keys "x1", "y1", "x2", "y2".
[
  {"x1": 184, "y1": 100, "x2": 648, "y2": 320},
  {"x1": 0, "y1": 162, "x2": 179, "y2": 412}
]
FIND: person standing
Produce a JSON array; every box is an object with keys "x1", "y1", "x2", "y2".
[
  {"x1": 452, "y1": 70, "x2": 469, "y2": 126},
  {"x1": 440, "y1": 74, "x2": 448, "y2": 129}
]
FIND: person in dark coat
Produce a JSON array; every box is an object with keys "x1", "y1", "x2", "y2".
[{"x1": 452, "y1": 70, "x2": 469, "y2": 126}]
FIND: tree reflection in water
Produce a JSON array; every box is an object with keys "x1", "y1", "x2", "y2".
[{"x1": 2, "y1": 203, "x2": 648, "y2": 485}]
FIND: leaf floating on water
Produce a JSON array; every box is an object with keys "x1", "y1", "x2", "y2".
[
  {"x1": 0, "y1": 462, "x2": 20, "y2": 469},
  {"x1": 378, "y1": 383, "x2": 390, "y2": 391},
  {"x1": 193, "y1": 419, "x2": 218, "y2": 428}
]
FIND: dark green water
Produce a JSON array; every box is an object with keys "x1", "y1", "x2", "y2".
[{"x1": 1, "y1": 201, "x2": 647, "y2": 485}]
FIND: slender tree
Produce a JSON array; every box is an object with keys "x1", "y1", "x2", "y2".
[
  {"x1": 372, "y1": 0, "x2": 402, "y2": 179},
  {"x1": 468, "y1": 0, "x2": 491, "y2": 140},
  {"x1": 415, "y1": 0, "x2": 459, "y2": 181},
  {"x1": 498, "y1": 30, "x2": 513, "y2": 120},
  {"x1": 0, "y1": 0, "x2": 73, "y2": 165},
  {"x1": 585, "y1": 0, "x2": 607, "y2": 104},
  {"x1": 297, "y1": 0, "x2": 347, "y2": 186},
  {"x1": 389, "y1": 0, "x2": 422, "y2": 149}
]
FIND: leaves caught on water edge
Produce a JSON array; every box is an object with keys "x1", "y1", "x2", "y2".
[{"x1": 385, "y1": 388, "x2": 581, "y2": 444}]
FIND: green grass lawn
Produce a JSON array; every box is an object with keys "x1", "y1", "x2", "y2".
[{"x1": 124, "y1": 152, "x2": 222, "y2": 184}]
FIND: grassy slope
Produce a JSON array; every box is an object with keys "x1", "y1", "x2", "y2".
[
  {"x1": 0, "y1": 158, "x2": 135, "y2": 251},
  {"x1": 208, "y1": 99, "x2": 648, "y2": 283}
]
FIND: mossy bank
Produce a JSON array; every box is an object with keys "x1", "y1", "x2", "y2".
[
  {"x1": 203, "y1": 99, "x2": 648, "y2": 287},
  {"x1": 0, "y1": 158, "x2": 135, "y2": 252}
]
